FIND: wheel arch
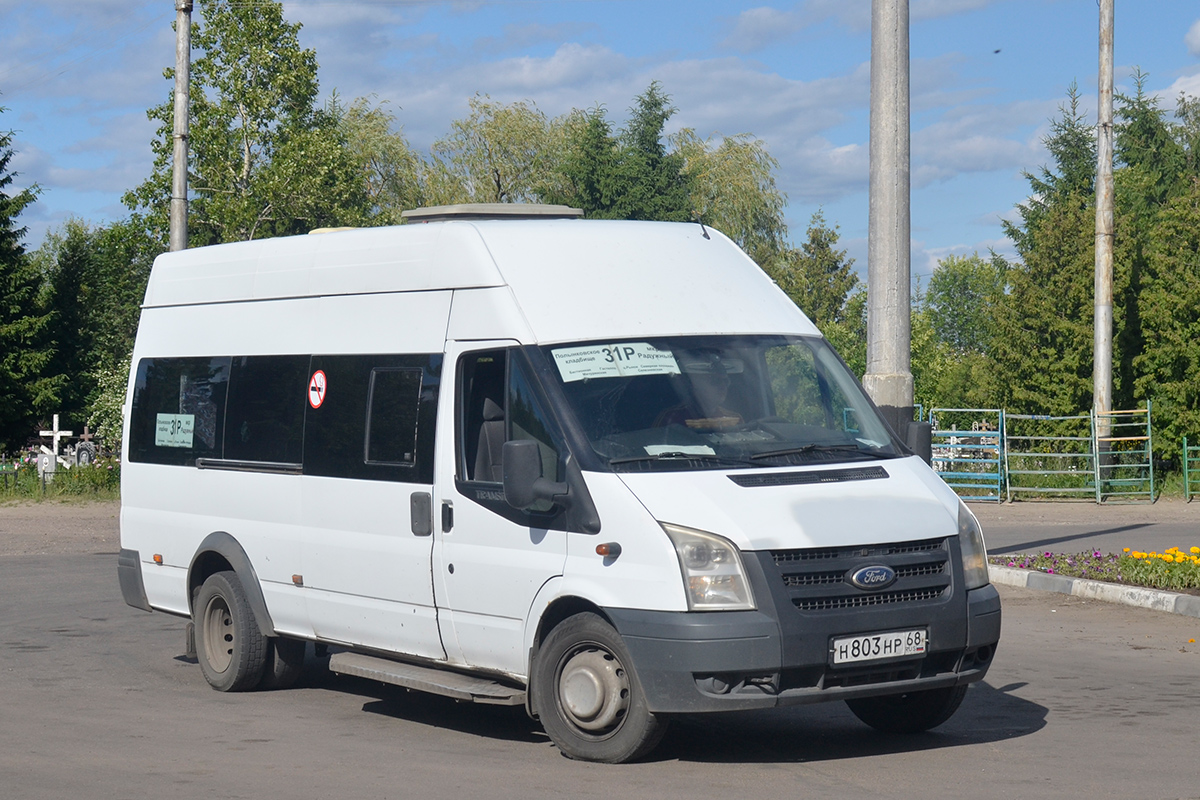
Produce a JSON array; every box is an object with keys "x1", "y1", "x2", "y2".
[
  {"x1": 188, "y1": 531, "x2": 276, "y2": 638},
  {"x1": 523, "y1": 584, "x2": 613, "y2": 720}
]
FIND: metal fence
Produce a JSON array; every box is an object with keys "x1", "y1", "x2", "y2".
[
  {"x1": 1002, "y1": 412, "x2": 1097, "y2": 501},
  {"x1": 929, "y1": 408, "x2": 1004, "y2": 502},
  {"x1": 1094, "y1": 404, "x2": 1154, "y2": 503},
  {"x1": 1184, "y1": 435, "x2": 1200, "y2": 502}
]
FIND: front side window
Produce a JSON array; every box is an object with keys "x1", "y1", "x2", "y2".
[
  {"x1": 545, "y1": 335, "x2": 900, "y2": 471},
  {"x1": 457, "y1": 348, "x2": 567, "y2": 521}
]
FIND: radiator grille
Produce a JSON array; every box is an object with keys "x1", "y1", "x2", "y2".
[{"x1": 770, "y1": 537, "x2": 952, "y2": 614}]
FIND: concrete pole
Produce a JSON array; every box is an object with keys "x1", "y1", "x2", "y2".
[
  {"x1": 169, "y1": 0, "x2": 192, "y2": 252},
  {"x1": 864, "y1": 0, "x2": 914, "y2": 435},
  {"x1": 1094, "y1": 0, "x2": 1114, "y2": 439}
]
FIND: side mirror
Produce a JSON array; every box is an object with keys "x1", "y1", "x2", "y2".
[{"x1": 503, "y1": 439, "x2": 569, "y2": 510}]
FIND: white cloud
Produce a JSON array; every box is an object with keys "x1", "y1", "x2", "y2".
[
  {"x1": 1156, "y1": 69, "x2": 1200, "y2": 103},
  {"x1": 1186, "y1": 19, "x2": 1200, "y2": 57},
  {"x1": 912, "y1": 235, "x2": 1015, "y2": 278},
  {"x1": 721, "y1": 6, "x2": 810, "y2": 52}
]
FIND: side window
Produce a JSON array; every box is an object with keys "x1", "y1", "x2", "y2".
[
  {"x1": 365, "y1": 368, "x2": 423, "y2": 465},
  {"x1": 304, "y1": 354, "x2": 440, "y2": 484},
  {"x1": 459, "y1": 350, "x2": 507, "y2": 482},
  {"x1": 508, "y1": 357, "x2": 563, "y2": 484},
  {"x1": 457, "y1": 348, "x2": 571, "y2": 527},
  {"x1": 459, "y1": 350, "x2": 563, "y2": 485},
  {"x1": 128, "y1": 357, "x2": 230, "y2": 466},
  {"x1": 224, "y1": 355, "x2": 309, "y2": 464}
]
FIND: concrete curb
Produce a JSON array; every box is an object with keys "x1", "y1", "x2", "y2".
[{"x1": 988, "y1": 564, "x2": 1200, "y2": 619}]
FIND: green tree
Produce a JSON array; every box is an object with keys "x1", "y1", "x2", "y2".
[
  {"x1": 125, "y1": 0, "x2": 371, "y2": 245},
  {"x1": 672, "y1": 129, "x2": 787, "y2": 264},
  {"x1": 763, "y1": 211, "x2": 859, "y2": 325},
  {"x1": 0, "y1": 109, "x2": 47, "y2": 452},
  {"x1": 923, "y1": 252, "x2": 1005, "y2": 354},
  {"x1": 993, "y1": 88, "x2": 1102, "y2": 414},
  {"x1": 428, "y1": 94, "x2": 569, "y2": 205},
  {"x1": 549, "y1": 83, "x2": 692, "y2": 222},
  {"x1": 333, "y1": 95, "x2": 427, "y2": 223},
  {"x1": 29, "y1": 220, "x2": 99, "y2": 430},
  {"x1": 762, "y1": 211, "x2": 866, "y2": 375}
]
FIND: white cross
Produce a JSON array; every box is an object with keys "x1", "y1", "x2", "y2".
[{"x1": 39, "y1": 414, "x2": 74, "y2": 460}]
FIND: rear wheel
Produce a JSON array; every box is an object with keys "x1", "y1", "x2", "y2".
[
  {"x1": 194, "y1": 571, "x2": 267, "y2": 692},
  {"x1": 532, "y1": 612, "x2": 667, "y2": 763},
  {"x1": 845, "y1": 684, "x2": 968, "y2": 733}
]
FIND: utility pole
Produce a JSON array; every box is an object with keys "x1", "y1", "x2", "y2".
[
  {"x1": 1094, "y1": 0, "x2": 1115, "y2": 439},
  {"x1": 866, "y1": 0, "x2": 924, "y2": 456},
  {"x1": 169, "y1": 0, "x2": 192, "y2": 252}
]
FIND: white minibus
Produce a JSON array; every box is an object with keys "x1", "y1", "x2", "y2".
[{"x1": 118, "y1": 204, "x2": 1000, "y2": 763}]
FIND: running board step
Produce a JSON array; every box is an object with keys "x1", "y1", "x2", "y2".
[{"x1": 329, "y1": 652, "x2": 526, "y2": 706}]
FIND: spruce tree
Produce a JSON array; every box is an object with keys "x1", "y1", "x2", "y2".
[{"x1": 0, "y1": 110, "x2": 48, "y2": 452}]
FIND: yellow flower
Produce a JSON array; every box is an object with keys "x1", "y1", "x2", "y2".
[
  {"x1": 1191, "y1": 547, "x2": 1199, "y2": 554},
  {"x1": 1124, "y1": 547, "x2": 1131, "y2": 553}
]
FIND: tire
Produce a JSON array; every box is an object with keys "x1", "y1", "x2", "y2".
[
  {"x1": 845, "y1": 684, "x2": 968, "y2": 733},
  {"x1": 258, "y1": 637, "x2": 306, "y2": 690},
  {"x1": 532, "y1": 612, "x2": 667, "y2": 763},
  {"x1": 194, "y1": 571, "x2": 267, "y2": 692}
]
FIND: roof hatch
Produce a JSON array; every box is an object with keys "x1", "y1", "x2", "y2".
[{"x1": 401, "y1": 203, "x2": 584, "y2": 223}]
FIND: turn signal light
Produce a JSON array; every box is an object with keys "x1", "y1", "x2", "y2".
[
  {"x1": 152, "y1": 554, "x2": 163, "y2": 565},
  {"x1": 595, "y1": 542, "x2": 622, "y2": 558}
]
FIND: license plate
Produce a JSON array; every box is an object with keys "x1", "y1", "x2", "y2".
[{"x1": 831, "y1": 629, "x2": 927, "y2": 665}]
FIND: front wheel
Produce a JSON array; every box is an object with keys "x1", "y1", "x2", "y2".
[
  {"x1": 532, "y1": 612, "x2": 667, "y2": 763},
  {"x1": 845, "y1": 684, "x2": 968, "y2": 733},
  {"x1": 194, "y1": 571, "x2": 267, "y2": 692}
]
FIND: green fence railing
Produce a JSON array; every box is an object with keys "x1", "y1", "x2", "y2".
[
  {"x1": 930, "y1": 408, "x2": 1005, "y2": 502},
  {"x1": 1003, "y1": 412, "x2": 1097, "y2": 501},
  {"x1": 1094, "y1": 404, "x2": 1154, "y2": 503},
  {"x1": 1184, "y1": 435, "x2": 1200, "y2": 502}
]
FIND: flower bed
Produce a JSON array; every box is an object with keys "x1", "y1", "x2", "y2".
[{"x1": 989, "y1": 547, "x2": 1200, "y2": 594}]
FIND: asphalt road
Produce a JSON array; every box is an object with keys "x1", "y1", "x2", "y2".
[
  {"x1": 973, "y1": 498, "x2": 1200, "y2": 556},
  {"x1": 1, "y1": 510, "x2": 1198, "y2": 799}
]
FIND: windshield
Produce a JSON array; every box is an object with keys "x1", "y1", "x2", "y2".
[{"x1": 544, "y1": 335, "x2": 901, "y2": 471}]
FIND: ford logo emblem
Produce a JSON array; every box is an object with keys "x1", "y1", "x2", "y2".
[{"x1": 849, "y1": 565, "x2": 897, "y2": 591}]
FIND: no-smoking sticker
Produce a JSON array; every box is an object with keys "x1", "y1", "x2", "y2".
[{"x1": 308, "y1": 370, "x2": 327, "y2": 408}]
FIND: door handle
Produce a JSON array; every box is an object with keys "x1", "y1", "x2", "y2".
[
  {"x1": 410, "y1": 492, "x2": 432, "y2": 537},
  {"x1": 441, "y1": 500, "x2": 454, "y2": 533}
]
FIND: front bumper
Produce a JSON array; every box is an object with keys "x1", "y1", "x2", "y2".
[{"x1": 605, "y1": 541, "x2": 1002, "y2": 714}]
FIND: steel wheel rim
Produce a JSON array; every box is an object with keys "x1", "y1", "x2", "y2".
[
  {"x1": 556, "y1": 643, "x2": 631, "y2": 737},
  {"x1": 202, "y1": 595, "x2": 234, "y2": 674}
]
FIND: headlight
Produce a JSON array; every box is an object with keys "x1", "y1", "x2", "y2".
[
  {"x1": 660, "y1": 523, "x2": 755, "y2": 610},
  {"x1": 958, "y1": 500, "x2": 990, "y2": 590}
]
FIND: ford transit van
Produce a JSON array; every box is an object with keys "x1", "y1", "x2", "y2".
[{"x1": 118, "y1": 204, "x2": 1000, "y2": 763}]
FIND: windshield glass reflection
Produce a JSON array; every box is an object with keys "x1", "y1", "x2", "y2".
[{"x1": 544, "y1": 335, "x2": 900, "y2": 472}]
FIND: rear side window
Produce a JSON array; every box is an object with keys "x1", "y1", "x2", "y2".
[
  {"x1": 224, "y1": 355, "x2": 309, "y2": 464},
  {"x1": 304, "y1": 354, "x2": 441, "y2": 484},
  {"x1": 129, "y1": 357, "x2": 230, "y2": 465},
  {"x1": 365, "y1": 368, "x2": 424, "y2": 465}
]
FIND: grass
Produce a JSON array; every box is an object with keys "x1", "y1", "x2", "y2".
[
  {"x1": 0, "y1": 459, "x2": 121, "y2": 503},
  {"x1": 990, "y1": 547, "x2": 1200, "y2": 594}
]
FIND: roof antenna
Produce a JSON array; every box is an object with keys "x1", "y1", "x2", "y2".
[{"x1": 692, "y1": 213, "x2": 711, "y2": 240}]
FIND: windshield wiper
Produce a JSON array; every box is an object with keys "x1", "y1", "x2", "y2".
[
  {"x1": 608, "y1": 452, "x2": 754, "y2": 467},
  {"x1": 749, "y1": 442, "x2": 870, "y2": 461}
]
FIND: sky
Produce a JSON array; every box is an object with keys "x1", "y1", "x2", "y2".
[{"x1": 2, "y1": 0, "x2": 1199, "y2": 281}]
